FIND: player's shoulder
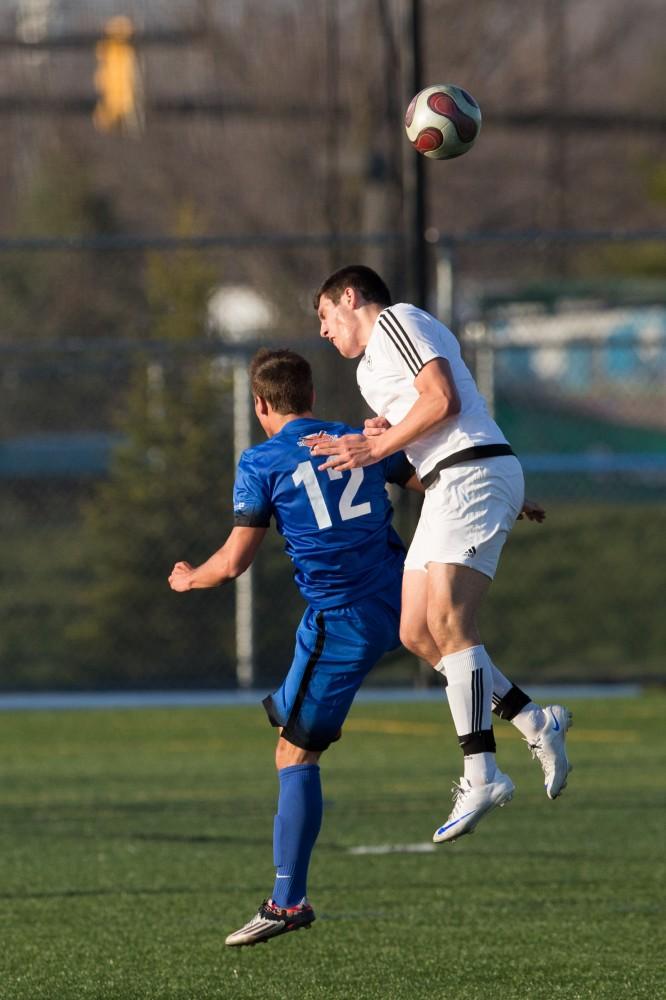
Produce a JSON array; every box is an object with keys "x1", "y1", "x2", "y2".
[
  {"x1": 240, "y1": 419, "x2": 358, "y2": 469},
  {"x1": 387, "y1": 301, "x2": 426, "y2": 321},
  {"x1": 383, "y1": 301, "x2": 430, "y2": 323},
  {"x1": 326, "y1": 420, "x2": 361, "y2": 437},
  {"x1": 386, "y1": 303, "x2": 458, "y2": 355},
  {"x1": 390, "y1": 302, "x2": 449, "y2": 334},
  {"x1": 373, "y1": 302, "x2": 442, "y2": 346},
  {"x1": 237, "y1": 435, "x2": 289, "y2": 481},
  {"x1": 238, "y1": 439, "x2": 271, "y2": 466},
  {"x1": 295, "y1": 418, "x2": 360, "y2": 440},
  {"x1": 234, "y1": 444, "x2": 266, "y2": 488}
]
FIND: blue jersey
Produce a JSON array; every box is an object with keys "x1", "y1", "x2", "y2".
[{"x1": 232, "y1": 417, "x2": 413, "y2": 610}]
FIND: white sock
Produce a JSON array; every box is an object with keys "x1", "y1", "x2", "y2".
[
  {"x1": 487, "y1": 659, "x2": 512, "y2": 699},
  {"x1": 440, "y1": 645, "x2": 495, "y2": 787},
  {"x1": 464, "y1": 752, "x2": 497, "y2": 785},
  {"x1": 510, "y1": 703, "x2": 547, "y2": 741},
  {"x1": 433, "y1": 658, "x2": 447, "y2": 677},
  {"x1": 441, "y1": 645, "x2": 494, "y2": 733},
  {"x1": 485, "y1": 656, "x2": 546, "y2": 737}
]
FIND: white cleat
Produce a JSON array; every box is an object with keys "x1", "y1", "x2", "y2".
[
  {"x1": 224, "y1": 898, "x2": 315, "y2": 947},
  {"x1": 433, "y1": 769, "x2": 515, "y2": 844},
  {"x1": 528, "y1": 705, "x2": 573, "y2": 800}
]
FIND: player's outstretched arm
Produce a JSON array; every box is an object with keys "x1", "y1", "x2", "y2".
[
  {"x1": 364, "y1": 414, "x2": 538, "y2": 508},
  {"x1": 168, "y1": 527, "x2": 267, "y2": 591},
  {"x1": 309, "y1": 358, "x2": 460, "y2": 472}
]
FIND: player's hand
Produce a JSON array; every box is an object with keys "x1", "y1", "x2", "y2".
[
  {"x1": 363, "y1": 416, "x2": 391, "y2": 437},
  {"x1": 307, "y1": 432, "x2": 378, "y2": 472},
  {"x1": 168, "y1": 561, "x2": 195, "y2": 591},
  {"x1": 517, "y1": 498, "x2": 546, "y2": 523}
]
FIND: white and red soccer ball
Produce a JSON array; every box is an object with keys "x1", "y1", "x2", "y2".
[{"x1": 405, "y1": 84, "x2": 482, "y2": 159}]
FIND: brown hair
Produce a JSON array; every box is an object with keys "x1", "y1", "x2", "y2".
[
  {"x1": 313, "y1": 264, "x2": 392, "y2": 310},
  {"x1": 249, "y1": 348, "x2": 314, "y2": 415}
]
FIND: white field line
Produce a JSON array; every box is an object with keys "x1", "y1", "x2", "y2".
[
  {"x1": 0, "y1": 684, "x2": 641, "y2": 713},
  {"x1": 348, "y1": 842, "x2": 436, "y2": 855}
]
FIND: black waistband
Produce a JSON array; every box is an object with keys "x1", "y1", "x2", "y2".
[{"x1": 421, "y1": 444, "x2": 516, "y2": 489}]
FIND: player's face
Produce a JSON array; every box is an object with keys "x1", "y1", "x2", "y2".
[{"x1": 317, "y1": 293, "x2": 365, "y2": 358}]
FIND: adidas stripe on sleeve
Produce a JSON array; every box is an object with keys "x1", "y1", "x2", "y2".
[
  {"x1": 375, "y1": 305, "x2": 446, "y2": 379},
  {"x1": 377, "y1": 309, "x2": 428, "y2": 377}
]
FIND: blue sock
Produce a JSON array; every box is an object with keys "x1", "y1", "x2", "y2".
[{"x1": 271, "y1": 763, "x2": 323, "y2": 908}]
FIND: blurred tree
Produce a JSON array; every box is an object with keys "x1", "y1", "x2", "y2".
[
  {"x1": 70, "y1": 357, "x2": 238, "y2": 687},
  {"x1": 575, "y1": 159, "x2": 666, "y2": 281},
  {"x1": 0, "y1": 144, "x2": 142, "y2": 346},
  {"x1": 69, "y1": 210, "x2": 241, "y2": 686},
  {"x1": 0, "y1": 145, "x2": 145, "y2": 436},
  {"x1": 144, "y1": 205, "x2": 216, "y2": 343}
]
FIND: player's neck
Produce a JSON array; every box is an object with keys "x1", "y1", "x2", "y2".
[
  {"x1": 357, "y1": 303, "x2": 384, "y2": 347},
  {"x1": 265, "y1": 411, "x2": 313, "y2": 438}
]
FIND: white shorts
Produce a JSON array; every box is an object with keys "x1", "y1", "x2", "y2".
[{"x1": 404, "y1": 456, "x2": 525, "y2": 580}]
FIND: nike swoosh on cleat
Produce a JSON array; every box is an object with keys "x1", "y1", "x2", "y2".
[
  {"x1": 549, "y1": 707, "x2": 560, "y2": 731},
  {"x1": 436, "y1": 809, "x2": 476, "y2": 835}
]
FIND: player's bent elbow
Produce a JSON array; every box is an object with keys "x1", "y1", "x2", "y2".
[
  {"x1": 448, "y1": 396, "x2": 462, "y2": 417},
  {"x1": 440, "y1": 394, "x2": 461, "y2": 420},
  {"x1": 427, "y1": 392, "x2": 460, "y2": 423},
  {"x1": 226, "y1": 555, "x2": 253, "y2": 579}
]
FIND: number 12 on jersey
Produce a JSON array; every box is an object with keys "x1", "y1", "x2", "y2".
[{"x1": 292, "y1": 461, "x2": 371, "y2": 530}]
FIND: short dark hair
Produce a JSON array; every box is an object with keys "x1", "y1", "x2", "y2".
[
  {"x1": 249, "y1": 348, "x2": 314, "y2": 415},
  {"x1": 313, "y1": 264, "x2": 392, "y2": 310}
]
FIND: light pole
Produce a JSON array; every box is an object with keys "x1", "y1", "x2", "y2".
[
  {"x1": 207, "y1": 286, "x2": 274, "y2": 688},
  {"x1": 401, "y1": 0, "x2": 428, "y2": 307}
]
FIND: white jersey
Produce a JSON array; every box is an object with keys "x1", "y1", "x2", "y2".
[{"x1": 356, "y1": 302, "x2": 509, "y2": 480}]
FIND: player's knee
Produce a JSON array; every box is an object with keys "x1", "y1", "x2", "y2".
[
  {"x1": 400, "y1": 621, "x2": 428, "y2": 658},
  {"x1": 275, "y1": 736, "x2": 322, "y2": 770}
]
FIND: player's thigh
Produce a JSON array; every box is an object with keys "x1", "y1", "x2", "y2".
[
  {"x1": 400, "y1": 570, "x2": 438, "y2": 655},
  {"x1": 307, "y1": 598, "x2": 400, "y2": 714},
  {"x1": 401, "y1": 570, "x2": 428, "y2": 629},
  {"x1": 262, "y1": 607, "x2": 324, "y2": 731},
  {"x1": 426, "y1": 561, "x2": 492, "y2": 633},
  {"x1": 265, "y1": 601, "x2": 398, "y2": 752}
]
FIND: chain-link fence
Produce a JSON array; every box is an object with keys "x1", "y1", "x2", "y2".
[{"x1": 2, "y1": 232, "x2": 665, "y2": 691}]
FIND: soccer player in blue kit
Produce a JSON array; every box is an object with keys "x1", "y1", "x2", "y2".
[{"x1": 168, "y1": 347, "x2": 420, "y2": 947}]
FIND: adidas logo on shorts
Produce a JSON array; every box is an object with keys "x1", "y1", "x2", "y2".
[{"x1": 463, "y1": 545, "x2": 477, "y2": 558}]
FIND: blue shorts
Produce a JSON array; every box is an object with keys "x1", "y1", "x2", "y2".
[{"x1": 262, "y1": 594, "x2": 401, "y2": 752}]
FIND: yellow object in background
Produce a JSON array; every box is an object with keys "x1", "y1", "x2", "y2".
[{"x1": 93, "y1": 16, "x2": 143, "y2": 133}]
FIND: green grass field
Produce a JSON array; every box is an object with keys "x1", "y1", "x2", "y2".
[{"x1": 1, "y1": 695, "x2": 664, "y2": 1000}]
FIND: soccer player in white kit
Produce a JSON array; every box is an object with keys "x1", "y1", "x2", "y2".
[{"x1": 309, "y1": 265, "x2": 572, "y2": 843}]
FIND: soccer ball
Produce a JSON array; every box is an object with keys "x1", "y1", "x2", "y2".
[{"x1": 405, "y1": 84, "x2": 482, "y2": 159}]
